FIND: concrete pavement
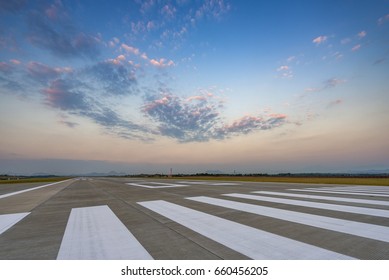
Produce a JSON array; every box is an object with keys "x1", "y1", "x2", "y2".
[{"x1": 0, "y1": 177, "x2": 388, "y2": 259}]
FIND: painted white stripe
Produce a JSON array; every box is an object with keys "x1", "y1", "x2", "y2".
[
  {"x1": 211, "y1": 183, "x2": 240, "y2": 186},
  {"x1": 188, "y1": 196, "x2": 389, "y2": 243},
  {"x1": 0, "y1": 212, "x2": 30, "y2": 234},
  {"x1": 0, "y1": 179, "x2": 73, "y2": 200},
  {"x1": 178, "y1": 181, "x2": 211, "y2": 184},
  {"x1": 126, "y1": 182, "x2": 188, "y2": 188},
  {"x1": 307, "y1": 188, "x2": 389, "y2": 195},
  {"x1": 224, "y1": 193, "x2": 389, "y2": 218},
  {"x1": 57, "y1": 205, "x2": 153, "y2": 260},
  {"x1": 253, "y1": 191, "x2": 389, "y2": 206},
  {"x1": 309, "y1": 186, "x2": 389, "y2": 193},
  {"x1": 138, "y1": 200, "x2": 353, "y2": 259},
  {"x1": 290, "y1": 189, "x2": 389, "y2": 198}
]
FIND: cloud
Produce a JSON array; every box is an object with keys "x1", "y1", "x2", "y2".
[
  {"x1": 161, "y1": 4, "x2": 176, "y2": 19},
  {"x1": 327, "y1": 99, "x2": 343, "y2": 108},
  {"x1": 378, "y1": 14, "x2": 389, "y2": 25},
  {"x1": 215, "y1": 114, "x2": 287, "y2": 138},
  {"x1": 0, "y1": 0, "x2": 27, "y2": 12},
  {"x1": 277, "y1": 65, "x2": 289, "y2": 71},
  {"x1": 121, "y1": 43, "x2": 140, "y2": 56},
  {"x1": 195, "y1": 0, "x2": 231, "y2": 20},
  {"x1": 341, "y1": 38, "x2": 351, "y2": 45},
  {"x1": 42, "y1": 77, "x2": 151, "y2": 141},
  {"x1": 305, "y1": 78, "x2": 346, "y2": 93},
  {"x1": 27, "y1": 61, "x2": 61, "y2": 83},
  {"x1": 27, "y1": 11, "x2": 100, "y2": 59},
  {"x1": 0, "y1": 62, "x2": 13, "y2": 74},
  {"x1": 323, "y1": 78, "x2": 346, "y2": 89},
  {"x1": 43, "y1": 79, "x2": 88, "y2": 111},
  {"x1": 351, "y1": 44, "x2": 361, "y2": 51},
  {"x1": 312, "y1": 35, "x2": 328, "y2": 45},
  {"x1": 84, "y1": 60, "x2": 138, "y2": 95},
  {"x1": 143, "y1": 92, "x2": 287, "y2": 142},
  {"x1": 143, "y1": 92, "x2": 221, "y2": 142},
  {"x1": 357, "y1": 31, "x2": 367, "y2": 38},
  {"x1": 149, "y1": 58, "x2": 175, "y2": 68}
]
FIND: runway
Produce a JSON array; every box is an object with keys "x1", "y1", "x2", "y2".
[{"x1": 0, "y1": 177, "x2": 388, "y2": 260}]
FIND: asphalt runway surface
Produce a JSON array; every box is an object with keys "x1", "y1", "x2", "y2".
[{"x1": 1, "y1": 177, "x2": 389, "y2": 260}]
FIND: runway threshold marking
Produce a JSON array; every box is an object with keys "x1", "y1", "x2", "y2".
[
  {"x1": 187, "y1": 196, "x2": 389, "y2": 243},
  {"x1": 305, "y1": 186, "x2": 389, "y2": 194},
  {"x1": 126, "y1": 182, "x2": 188, "y2": 188},
  {"x1": 138, "y1": 200, "x2": 353, "y2": 260},
  {"x1": 57, "y1": 205, "x2": 153, "y2": 260},
  {"x1": 0, "y1": 212, "x2": 30, "y2": 234},
  {"x1": 290, "y1": 189, "x2": 389, "y2": 198},
  {"x1": 224, "y1": 193, "x2": 389, "y2": 218},
  {"x1": 0, "y1": 179, "x2": 73, "y2": 200},
  {"x1": 253, "y1": 191, "x2": 389, "y2": 206}
]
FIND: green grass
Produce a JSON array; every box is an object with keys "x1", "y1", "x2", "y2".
[
  {"x1": 173, "y1": 176, "x2": 389, "y2": 186},
  {"x1": 0, "y1": 177, "x2": 72, "y2": 184}
]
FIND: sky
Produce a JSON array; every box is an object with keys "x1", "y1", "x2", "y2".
[{"x1": 0, "y1": 0, "x2": 388, "y2": 175}]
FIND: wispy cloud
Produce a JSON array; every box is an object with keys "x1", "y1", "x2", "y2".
[
  {"x1": 305, "y1": 78, "x2": 346, "y2": 93},
  {"x1": 327, "y1": 99, "x2": 343, "y2": 108},
  {"x1": 351, "y1": 44, "x2": 361, "y2": 51},
  {"x1": 0, "y1": 0, "x2": 27, "y2": 12},
  {"x1": 378, "y1": 13, "x2": 389, "y2": 25},
  {"x1": 42, "y1": 76, "x2": 152, "y2": 141},
  {"x1": 312, "y1": 35, "x2": 328, "y2": 45},
  {"x1": 27, "y1": 10, "x2": 101, "y2": 59},
  {"x1": 215, "y1": 114, "x2": 287, "y2": 138},
  {"x1": 357, "y1": 30, "x2": 367, "y2": 38}
]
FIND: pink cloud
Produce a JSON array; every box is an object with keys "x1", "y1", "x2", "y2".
[
  {"x1": 150, "y1": 58, "x2": 175, "y2": 68},
  {"x1": 10, "y1": 59, "x2": 21, "y2": 65},
  {"x1": 357, "y1": 30, "x2": 367, "y2": 38},
  {"x1": 312, "y1": 35, "x2": 328, "y2": 45},
  {"x1": 277, "y1": 65, "x2": 289, "y2": 71},
  {"x1": 351, "y1": 44, "x2": 361, "y2": 51},
  {"x1": 121, "y1": 43, "x2": 140, "y2": 56}
]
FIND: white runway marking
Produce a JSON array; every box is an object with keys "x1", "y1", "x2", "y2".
[
  {"x1": 57, "y1": 205, "x2": 153, "y2": 260},
  {"x1": 224, "y1": 193, "x2": 389, "y2": 218},
  {"x1": 307, "y1": 186, "x2": 389, "y2": 194},
  {"x1": 187, "y1": 196, "x2": 389, "y2": 243},
  {"x1": 126, "y1": 182, "x2": 188, "y2": 188},
  {"x1": 290, "y1": 189, "x2": 389, "y2": 198},
  {"x1": 211, "y1": 183, "x2": 240, "y2": 186},
  {"x1": 0, "y1": 212, "x2": 30, "y2": 234},
  {"x1": 253, "y1": 191, "x2": 389, "y2": 206},
  {"x1": 138, "y1": 200, "x2": 353, "y2": 260},
  {"x1": 178, "y1": 181, "x2": 212, "y2": 184},
  {"x1": 0, "y1": 179, "x2": 72, "y2": 200},
  {"x1": 178, "y1": 181, "x2": 240, "y2": 186}
]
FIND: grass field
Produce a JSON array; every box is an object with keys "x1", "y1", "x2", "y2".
[
  {"x1": 0, "y1": 177, "x2": 72, "y2": 184},
  {"x1": 174, "y1": 176, "x2": 389, "y2": 186}
]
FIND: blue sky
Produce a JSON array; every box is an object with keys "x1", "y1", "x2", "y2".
[{"x1": 0, "y1": 0, "x2": 388, "y2": 175}]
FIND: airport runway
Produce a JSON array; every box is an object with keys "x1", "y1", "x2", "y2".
[{"x1": 1, "y1": 177, "x2": 389, "y2": 260}]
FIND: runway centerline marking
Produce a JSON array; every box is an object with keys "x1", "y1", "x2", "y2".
[
  {"x1": 0, "y1": 179, "x2": 73, "y2": 200},
  {"x1": 253, "y1": 191, "x2": 389, "y2": 206},
  {"x1": 138, "y1": 200, "x2": 353, "y2": 260},
  {"x1": 0, "y1": 212, "x2": 30, "y2": 235},
  {"x1": 224, "y1": 193, "x2": 389, "y2": 218},
  {"x1": 187, "y1": 196, "x2": 389, "y2": 243},
  {"x1": 57, "y1": 205, "x2": 153, "y2": 260}
]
